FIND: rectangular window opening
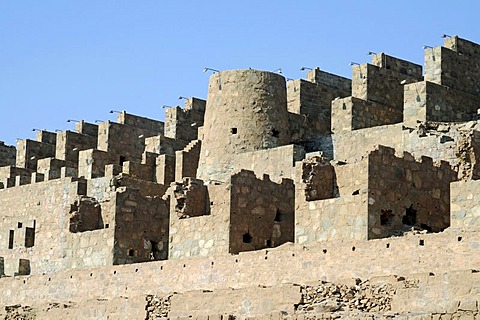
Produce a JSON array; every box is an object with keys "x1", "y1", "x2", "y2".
[
  {"x1": 8, "y1": 230, "x2": 14, "y2": 249},
  {"x1": 25, "y1": 227, "x2": 35, "y2": 248}
]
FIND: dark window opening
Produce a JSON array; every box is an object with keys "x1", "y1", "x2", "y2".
[
  {"x1": 119, "y1": 156, "x2": 126, "y2": 165},
  {"x1": 380, "y1": 209, "x2": 393, "y2": 226},
  {"x1": 274, "y1": 210, "x2": 282, "y2": 222},
  {"x1": 266, "y1": 239, "x2": 272, "y2": 247},
  {"x1": 150, "y1": 240, "x2": 161, "y2": 260},
  {"x1": 403, "y1": 205, "x2": 417, "y2": 225},
  {"x1": 271, "y1": 129, "x2": 280, "y2": 138},
  {"x1": 17, "y1": 222, "x2": 22, "y2": 228},
  {"x1": 242, "y1": 232, "x2": 252, "y2": 244},
  {"x1": 8, "y1": 230, "x2": 14, "y2": 249},
  {"x1": 420, "y1": 223, "x2": 432, "y2": 232},
  {"x1": 231, "y1": 128, "x2": 237, "y2": 134},
  {"x1": 128, "y1": 249, "x2": 135, "y2": 257},
  {"x1": 25, "y1": 227, "x2": 35, "y2": 248}
]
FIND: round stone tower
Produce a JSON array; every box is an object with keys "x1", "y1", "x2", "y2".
[{"x1": 197, "y1": 69, "x2": 290, "y2": 181}]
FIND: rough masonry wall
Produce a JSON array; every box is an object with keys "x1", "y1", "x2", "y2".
[
  {"x1": 113, "y1": 187, "x2": 170, "y2": 264},
  {"x1": 294, "y1": 159, "x2": 369, "y2": 244},
  {"x1": 450, "y1": 179, "x2": 480, "y2": 230},
  {"x1": 167, "y1": 182, "x2": 231, "y2": 259},
  {"x1": 0, "y1": 178, "x2": 87, "y2": 275},
  {"x1": 229, "y1": 170, "x2": 295, "y2": 254},
  {"x1": 367, "y1": 146, "x2": 457, "y2": 239},
  {"x1": 0, "y1": 228, "x2": 478, "y2": 319}
]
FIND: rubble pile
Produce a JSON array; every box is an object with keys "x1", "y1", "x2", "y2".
[{"x1": 296, "y1": 279, "x2": 395, "y2": 314}]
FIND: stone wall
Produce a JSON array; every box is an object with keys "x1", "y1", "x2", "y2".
[
  {"x1": 118, "y1": 112, "x2": 164, "y2": 135},
  {"x1": 167, "y1": 182, "x2": 230, "y2": 259},
  {"x1": 55, "y1": 130, "x2": 97, "y2": 163},
  {"x1": 332, "y1": 96, "x2": 403, "y2": 132},
  {"x1": 164, "y1": 97, "x2": 206, "y2": 143},
  {"x1": 0, "y1": 228, "x2": 479, "y2": 318},
  {"x1": 229, "y1": 170, "x2": 294, "y2": 254},
  {"x1": 450, "y1": 179, "x2": 480, "y2": 229},
  {"x1": 295, "y1": 159, "x2": 369, "y2": 243},
  {"x1": 0, "y1": 178, "x2": 88, "y2": 275},
  {"x1": 287, "y1": 72, "x2": 350, "y2": 131},
  {"x1": 367, "y1": 146, "x2": 457, "y2": 239},
  {"x1": 113, "y1": 187, "x2": 169, "y2": 264},
  {"x1": 15, "y1": 139, "x2": 56, "y2": 170},
  {"x1": 403, "y1": 80, "x2": 480, "y2": 125}
]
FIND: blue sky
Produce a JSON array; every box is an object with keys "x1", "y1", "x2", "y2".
[{"x1": 0, "y1": 1, "x2": 479, "y2": 146}]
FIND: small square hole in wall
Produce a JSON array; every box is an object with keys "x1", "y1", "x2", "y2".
[
  {"x1": 128, "y1": 249, "x2": 135, "y2": 257},
  {"x1": 419, "y1": 239, "x2": 425, "y2": 246},
  {"x1": 105, "y1": 224, "x2": 109, "y2": 229},
  {"x1": 231, "y1": 128, "x2": 237, "y2": 134},
  {"x1": 17, "y1": 222, "x2": 22, "y2": 228}
]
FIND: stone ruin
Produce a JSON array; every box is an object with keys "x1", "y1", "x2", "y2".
[{"x1": 0, "y1": 35, "x2": 480, "y2": 319}]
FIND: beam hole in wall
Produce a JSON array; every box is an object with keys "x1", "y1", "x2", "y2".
[
  {"x1": 235, "y1": 259, "x2": 238, "y2": 263},
  {"x1": 211, "y1": 262, "x2": 214, "y2": 266},
  {"x1": 386, "y1": 243, "x2": 390, "y2": 248},
  {"x1": 352, "y1": 246, "x2": 356, "y2": 251},
  {"x1": 160, "y1": 266, "x2": 163, "y2": 270},
  {"x1": 90, "y1": 273, "x2": 93, "y2": 277},
  {"x1": 402, "y1": 205, "x2": 417, "y2": 226},
  {"x1": 105, "y1": 224, "x2": 109, "y2": 228},
  {"x1": 17, "y1": 222, "x2": 22, "y2": 228},
  {"x1": 323, "y1": 249, "x2": 327, "y2": 254},
  {"x1": 380, "y1": 209, "x2": 393, "y2": 226},
  {"x1": 135, "y1": 268, "x2": 138, "y2": 272},
  {"x1": 231, "y1": 128, "x2": 237, "y2": 134},
  {"x1": 113, "y1": 270, "x2": 117, "y2": 275},
  {"x1": 458, "y1": 236, "x2": 463, "y2": 242},
  {"x1": 8, "y1": 230, "x2": 14, "y2": 249},
  {"x1": 419, "y1": 239, "x2": 425, "y2": 246},
  {"x1": 70, "y1": 275, "x2": 73, "y2": 279},
  {"x1": 183, "y1": 264, "x2": 186, "y2": 268},
  {"x1": 292, "y1": 253, "x2": 295, "y2": 257},
  {"x1": 352, "y1": 190, "x2": 359, "y2": 195},
  {"x1": 271, "y1": 128, "x2": 280, "y2": 138},
  {"x1": 243, "y1": 232, "x2": 253, "y2": 244}
]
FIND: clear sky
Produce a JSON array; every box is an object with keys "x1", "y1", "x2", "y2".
[{"x1": 0, "y1": 1, "x2": 479, "y2": 146}]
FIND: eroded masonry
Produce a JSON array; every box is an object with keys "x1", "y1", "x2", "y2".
[{"x1": 1, "y1": 36, "x2": 480, "y2": 319}]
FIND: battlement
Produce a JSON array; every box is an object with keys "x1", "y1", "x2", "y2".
[{"x1": 1, "y1": 35, "x2": 480, "y2": 319}]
